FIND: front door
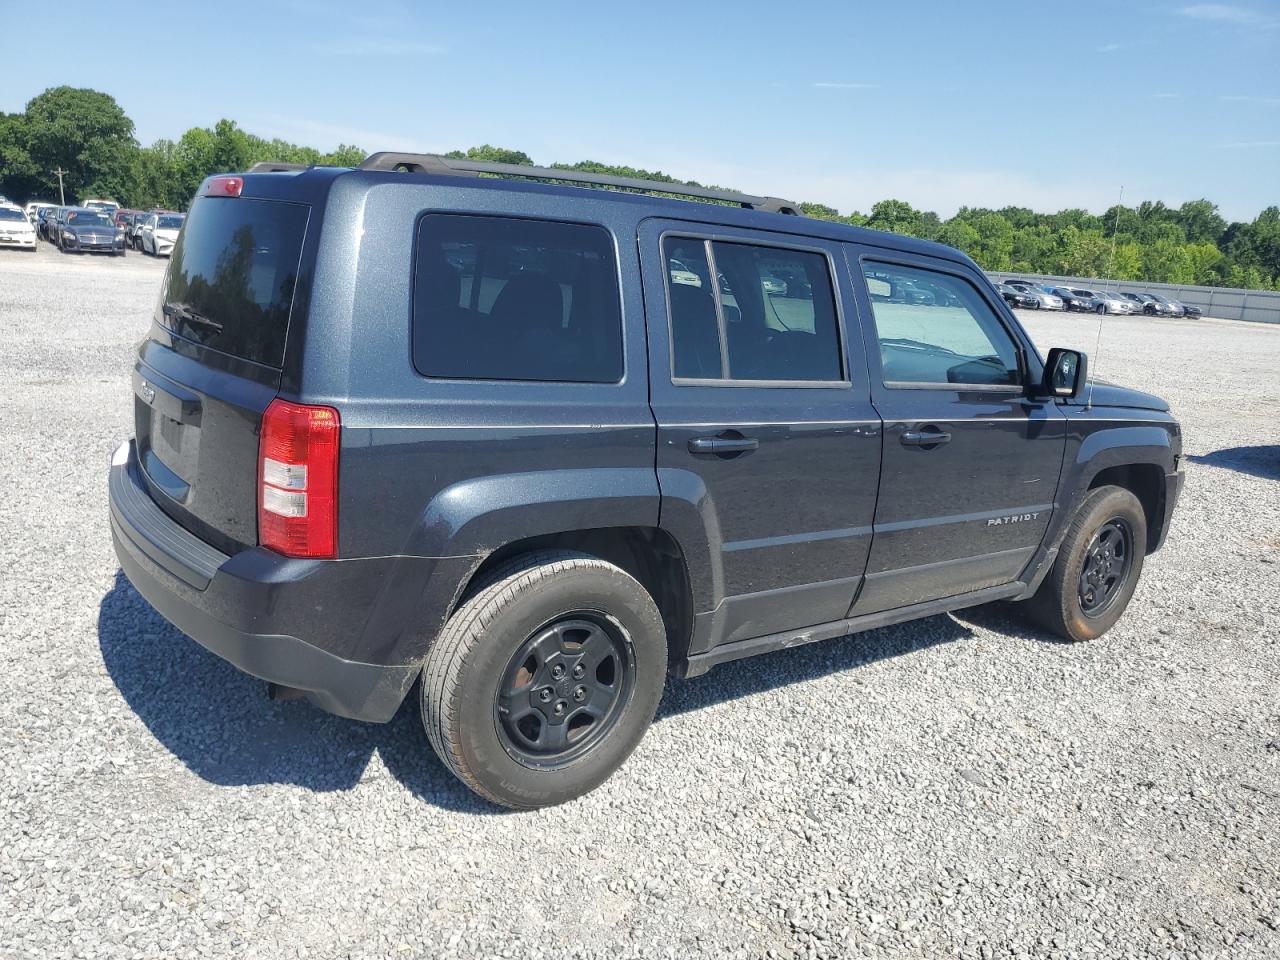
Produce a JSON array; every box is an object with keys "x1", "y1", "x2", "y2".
[
  {"x1": 845, "y1": 247, "x2": 1068, "y2": 615},
  {"x1": 640, "y1": 219, "x2": 882, "y2": 653}
]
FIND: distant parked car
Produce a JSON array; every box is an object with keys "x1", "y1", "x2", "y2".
[
  {"x1": 58, "y1": 207, "x2": 127, "y2": 256},
  {"x1": 1123, "y1": 293, "x2": 1178, "y2": 317},
  {"x1": 1147, "y1": 294, "x2": 1184, "y2": 317},
  {"x1": 1171, "y1": 299, "x2": 1202, "y2": 319},
  {"x1": 47, "y1": 206, "x2": 76, "y2": 245},
  {"x1": 668, "y1": 258, "x2": 702, "y2": 287},
  {"x1": 1094, "y1": 290, "x2": 1136, "y2": 315},
  {"x1": 1005, "y1": 281, "x2": 1064, "y2": 310},
  {"x1": 0, "y1": 205, "x2": 37, "y2": 251},
  {"x1": 36, "y1": 207, "x2": 61, "y2": 241},
  {"x1": 24, "y1": 200, "x2": 55, "y2": 223},
  {"x1": 81, "y1": 198, "x2": 120, "y2": 216},
  {"x1": 125, "y1": 212, "x2": 151, "y2": 249},
  {"x1": 995, "y1": 281, "x2": 1039, "y2": 309},
  {"x1": 1051, "y1": 287, "x2": 1101, "y2": 313},
  {"x1": 140, "y1": 212, "x2": 184, "y2": 256}
]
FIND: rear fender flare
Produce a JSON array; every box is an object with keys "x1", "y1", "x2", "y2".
[{"x1": 388, "y1": 468, "x2": 664, "y2": 666}]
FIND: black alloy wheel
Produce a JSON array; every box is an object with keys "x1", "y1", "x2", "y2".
[
  {"x1": 495, "y1": 614, "x2": 633, "y2": 767},
  {"x1": 1077, "y1": 518, "x2": 1134, "y2": 617}
]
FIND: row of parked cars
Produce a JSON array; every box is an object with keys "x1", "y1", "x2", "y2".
[
  {"x1": 993, "y1": 279, "x2": 1202, "y2": 318},
  {"x1": 10, "y1": 196, "x2": 184, "y2": 257}
]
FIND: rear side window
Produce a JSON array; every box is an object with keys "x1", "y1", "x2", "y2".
[
  {"x1": 161, "y1": 196, "x2": 309, "y2": 368},
  {"x1": 414, "y1": 215, "x2": 623, "y2": 383},
  {"x1": 663, "y1": 236, "x2": 843, "y2": 382}
]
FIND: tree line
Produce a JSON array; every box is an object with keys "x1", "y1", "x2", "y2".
[{"x1": 2, "y1": 86, "x2": 1277, "y2": 291}]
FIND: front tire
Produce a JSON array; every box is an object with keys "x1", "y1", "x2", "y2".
[
  {"x1": 422, "y1": 550, "x2": 668, "y2": 809},
  {"x1": 1025, "y1": 485, "x2": 1147, "y2": 642}
]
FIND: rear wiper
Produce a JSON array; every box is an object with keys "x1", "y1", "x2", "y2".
[
  {"x1": 163, "y1": 303, "x2": 223, "y2": 332},
  {"x1": 880, "y1": 337, "x2": 961, "y2": 356}
]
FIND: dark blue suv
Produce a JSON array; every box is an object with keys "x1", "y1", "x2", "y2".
[{"x1": 108, "y1": 154, "x2": 1183, "y2": 808}]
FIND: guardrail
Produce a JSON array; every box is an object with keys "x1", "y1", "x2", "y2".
[{"x1": 986, "y1": 272, "x2": 1280, "y2": 324}]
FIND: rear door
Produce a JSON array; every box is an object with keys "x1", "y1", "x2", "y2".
[
  {"x1": 640, "y1": 219, "x2": 881, "y2": 653},
  {"x1": 845, "y1": 247, "x2": 1067, "y2": 615},
  {"x1": 133, "y1": 189, "x2": 310, "y2": 554}
]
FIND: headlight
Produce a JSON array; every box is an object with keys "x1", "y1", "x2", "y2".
[
  {"x1": 115, "y1": 229, "x2": 125, "y2": 239},
  {"x1": 63, "y1": 230, "x2": 77, "y2": 240}
]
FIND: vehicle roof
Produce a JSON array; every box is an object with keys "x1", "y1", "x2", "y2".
[{"x1": 222, "y1": 165, "x2": 979, "y2": 268}]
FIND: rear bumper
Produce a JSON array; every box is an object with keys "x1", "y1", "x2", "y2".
[{"x1": 108, "y1": 441, "x2": 418, "y2": 722}]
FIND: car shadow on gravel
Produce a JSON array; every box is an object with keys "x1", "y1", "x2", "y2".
[
  {"x1": 97, "y1": 571, "x2": 502, "y2": 815},
  {"x1": 1188, "y1": 444, "x2": 1279, "y2": 481},
  {"x1": 100, "y1": 570, "x2": 996, "y2": 811}
]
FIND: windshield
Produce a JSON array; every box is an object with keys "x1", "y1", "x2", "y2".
[
  {"x1": 67, "y1": 211, "x2": 113, "y2": 227},
  {"x1": 1070, "y1": 289, "x2": 1094, "y2": 297},
  {"x1": 157, "y1": 215, "x2": 184, "y2": 230},
  {"x1": 0, "y1": 208, "x2": 25, "y2": 222}
]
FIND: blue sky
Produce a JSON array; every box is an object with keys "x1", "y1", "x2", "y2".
[{"x1": 5, "y1": 0, "x2": 1278, "y2": 220}]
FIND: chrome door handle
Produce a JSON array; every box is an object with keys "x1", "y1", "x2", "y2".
[
  {"x1": 901, "y1": 430, "x2": 951, "y2": 447},
  {"x1": 688, "y1": 435, "x2": 759, "y2": 457}
]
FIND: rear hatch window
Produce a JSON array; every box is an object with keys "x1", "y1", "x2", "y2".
[{"x1": 159, "y1": 196, "x2": 309, "y2": 368}]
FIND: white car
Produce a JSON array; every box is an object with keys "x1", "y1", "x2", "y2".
[
  {"x1": 24, "y1": 200, "x2": 55, "y2": 223},
  {"x1": 82, "y1": 198, "x2": 120, "y2": 216},
  {"x1": 141, "y1": 212, "x2": 184, "y2": 256},
  {"x1": 668, "y1": 258, "x2": 702, "y2": 287},
  {"x1": 0, "y1": 206, "x2": 38, "y2": 250}
]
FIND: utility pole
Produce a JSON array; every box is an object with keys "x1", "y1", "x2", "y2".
[{"x1": 53, "y1": 167, "x2": 67, "y2": 205}]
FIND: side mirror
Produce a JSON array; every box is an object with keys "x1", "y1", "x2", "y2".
[{"x1": 1042, "y1": 347, "x2": 1088, "y2": 399}]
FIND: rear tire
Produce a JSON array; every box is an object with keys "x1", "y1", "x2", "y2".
[
  {"x1": 422, "y1": 550, "x2": 667, "y2": 809},
  {"x1": 1024, "y1": 485, "x2": 1146, "y2": 642}
]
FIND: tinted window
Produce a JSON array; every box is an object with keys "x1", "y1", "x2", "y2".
[
  {"x1": 414, "y1": 215, "x2": 623, "y2": 383},
  {"x1": 664, "y1": 237, "x2": 843, "y2": 382},
  {"x1": 161, "y1": 196, "x2": 309, "y2": 368},
  {"x1": 0, "y1": 208, "x2": 24, "y2": 221},
  {"x1": 861, "y1": 262, "x2": 1021, "y2": 387}
]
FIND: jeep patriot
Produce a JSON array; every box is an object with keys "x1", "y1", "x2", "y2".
[{"x1": 108, "y1": 153, "x2": 1184, "y2": 808}]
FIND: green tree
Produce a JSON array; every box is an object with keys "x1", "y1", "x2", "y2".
[
  {"x1": 22, "y1": 86, "x2": 136, "y2": 203},
  {"x1": 1054, "y1": 227, "x2": 1110, "y2": 277},
  {"x1": 446, "y1": 144, "x2": 533, "y2": 165},
  {"x1": 968, "y1": 212, "x2": 1014, "y2": 271},
  {"x1": 1175, "y1": 199, "x2": 1226, "y2": 245},
  {"x1": 935, "y1": 219, "x2": 980, "y2": 257},
  {"x1": 866, "y1": 199, "x2": 923, "y2": 237}
]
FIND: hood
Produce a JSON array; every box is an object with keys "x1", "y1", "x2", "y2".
[{"x1": 1086, "y1": 380, "x2": 1169, "y2": 411}]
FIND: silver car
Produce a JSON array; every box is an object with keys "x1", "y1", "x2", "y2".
[
  {"x1": 1006, "y1": 281, "x2": 1064, "y2": 310},
  {"x1": 1094, "y1": 290, "x2": 1136, "y2": 315}
]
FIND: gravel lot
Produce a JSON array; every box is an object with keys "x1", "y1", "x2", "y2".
[{"x1": 2, "y1": 241, "x2": 1278, "y2": 960}]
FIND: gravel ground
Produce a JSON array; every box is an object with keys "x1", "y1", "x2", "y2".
[{"x1": 2, "y1": 241, "x2": 1278, "y2": 960}]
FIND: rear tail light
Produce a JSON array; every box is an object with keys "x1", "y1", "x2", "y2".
[
  {"x1": 258, "y1": 399, "x2": 340, "y2": 559},
  {"x1": 205, "y1": 175, "x2": 244, "y2": 197}
]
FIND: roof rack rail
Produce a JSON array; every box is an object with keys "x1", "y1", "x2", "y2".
[
  {"x1": 357, "y1": 151, "x2": 801, "y2": 215},
  {"x1": 245, "y1": 161, "x2": 309, "y2": 173}
]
